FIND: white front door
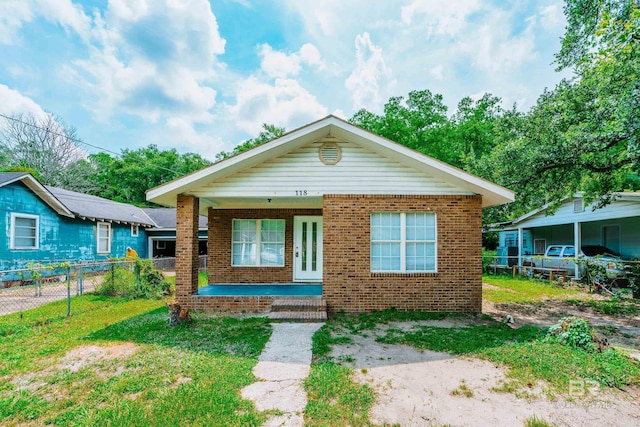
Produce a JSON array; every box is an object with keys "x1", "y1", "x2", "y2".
[{"x1": 293, "y1": 216, "x2": 323, "y2": 281}]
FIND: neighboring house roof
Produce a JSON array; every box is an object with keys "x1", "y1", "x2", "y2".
[
  {"x1": 143, "y1": 207, "x2": 207, "y2": 230},
  {"x1": 493, "y1": 192, "x2": 640, "y2": 231},
  {"x1": 147, "y1": 115, "x2": 514, "y2": 210},
  {"x1": 46, "y1": 186, "x2": 155, "y2": 226},
  {"x1": 0, "y1": 172, "x2": 74, "y2": 217}
]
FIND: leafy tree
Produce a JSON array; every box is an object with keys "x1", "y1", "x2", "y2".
[
  {"x1": 86, "y1": 145, "x2": 211, "y2": 206},
  {"x1": 0, "y1": 113, "x2": 86, "y2": 186},
  {"x1": 350, "y1": 90, "x2": 455, "y2": 163},
  {"x1": 216, "y1": 124, "x2": 286, "y2": 161},
  {"x1": 469, "y1": 0, "x2": 639, "y2": 222}
]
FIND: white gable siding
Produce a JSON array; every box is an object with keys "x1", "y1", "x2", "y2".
[
  {"x1": 516, "y1": 198, "x2": 640, "y2": 229},
  {"x1": 195, "y1": 141, "x2": 473, "y2": 197}
]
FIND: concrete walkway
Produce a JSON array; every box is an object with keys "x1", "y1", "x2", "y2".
[{"x1": 242, "y1": 322, "x2": 324, "y2": 427}]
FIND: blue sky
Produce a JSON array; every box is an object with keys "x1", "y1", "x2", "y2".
[{"x1": 0, "y1": 0, "x2": 570, "y2": 161}]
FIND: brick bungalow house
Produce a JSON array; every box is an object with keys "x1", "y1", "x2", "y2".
[{"x1": 146, "y1": 115, "x2": 514, "y2": 314}]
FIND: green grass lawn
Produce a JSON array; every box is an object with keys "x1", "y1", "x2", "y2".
[
  {"x1": 482, "y1": 274, "x2": 582, "y2": 304},
  {"x1": 0, "y1": 295, "x2": 271, "y2": 427}
]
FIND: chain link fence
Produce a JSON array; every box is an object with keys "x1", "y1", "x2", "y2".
[
  {"x1": 0, "y1": 259, "x2": 136, "y2": 317},
  {"x1": 151, "y1": 255, "x2": 208, "y2": 272}
]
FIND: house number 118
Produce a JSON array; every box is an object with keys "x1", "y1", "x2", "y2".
[{"x1": 295, "y1": 190, "x2": 308, "y2": 196}]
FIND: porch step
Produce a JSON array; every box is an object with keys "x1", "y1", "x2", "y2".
[{"x1": 268, "y1": 298, "x2": 327, "y2": 323}]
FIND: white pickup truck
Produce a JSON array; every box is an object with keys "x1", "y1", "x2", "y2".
[{"x1": 523, "y1": 245, "x2": 627, "y2": 279}]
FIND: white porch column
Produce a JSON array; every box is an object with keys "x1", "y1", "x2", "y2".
[
  {"x1": 574, "y1": 221, "x2": 581, "y2": 278},
  {"x1": 518, "y1": 227, "x2": 523, "y2": 266}
]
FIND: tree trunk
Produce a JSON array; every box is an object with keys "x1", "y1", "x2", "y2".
[{"x1": 167, "y1": 302, "x2": 191, "y2": 326}]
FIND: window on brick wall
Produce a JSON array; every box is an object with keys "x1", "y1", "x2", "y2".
[
  {"x1": 371, "y1": 212, "x2": 437, "y2": 272},
  {"x1": 232, "y1": 219, "x2": 285, "y2": 266}
]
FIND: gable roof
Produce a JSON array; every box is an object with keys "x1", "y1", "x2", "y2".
[
  {"x1": 147, "y1": 115, "x2": 515, "y2": 209},
  {"x1": 46, "y1": 186, "x2": 155, "y2": 226},
  {"x1": 0, "y1": 172, "x2": 73, "y2": 217},
  {"x1": 143, "y1": 207, "x2": 207, "y2": 229}
]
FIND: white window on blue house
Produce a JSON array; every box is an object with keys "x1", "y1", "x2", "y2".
[
  {"x1": 10, "y1": 213, "x2": 39, "y2": 250},
  {"x1": 232, "y1": 219, "x2": 285, "y2": 266},
  {"x1": 97, "y1": 222, "x2": 111, "y2": 254},
  {"x1": 371, "y1": 212, "x2": 437, "y2": 272},
  {"x1": 131, "y1": 224, "x2": 139, "y2": 237}
]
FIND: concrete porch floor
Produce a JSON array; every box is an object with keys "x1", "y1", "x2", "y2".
[{"x1": 197, "y1": 283, "x2": 322, "y2": 297}]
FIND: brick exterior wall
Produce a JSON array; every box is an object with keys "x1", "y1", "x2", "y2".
[
  {"x1": 208, "y1": 208, "x2": 322, "y2": 283},
  {"x1": 175, "y1": 195, "x2": 482, "y2": 314},
  {"x1": 322, "y1": 194, "x2": 483, "y2": 313},
  {"x1": 175, "y1": 195, "x2": 200, "y2": 306}
]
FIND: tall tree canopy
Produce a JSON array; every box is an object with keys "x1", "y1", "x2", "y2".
[
  {"x1": 216, "y1": 124, "x2": 286, "y2": 161},
  {"x1": 87, "y1": 145, "x2": 211, "y2": 206},
  {"x1": 473, "y1": 0, "x2": 640, "y2": 218}
]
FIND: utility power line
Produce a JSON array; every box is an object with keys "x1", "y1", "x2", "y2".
[{"x1": 0, "y1": 112, "x2": 184, "y2": 176}]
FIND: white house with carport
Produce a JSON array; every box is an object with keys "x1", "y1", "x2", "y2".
[{"x1": 495, "y1": 193, "x2": 640, "y2": 277}]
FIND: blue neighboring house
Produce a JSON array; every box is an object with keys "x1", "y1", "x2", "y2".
[{"x1": 0, "y1": 172, "x2": 154, "y2": 271}]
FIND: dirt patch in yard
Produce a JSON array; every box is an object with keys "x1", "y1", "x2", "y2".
[
  {"x1": 483, "y1": 298, "x2": 640, "y2": 357},
  {"x1": 56, "y1": 343, "x2": 139, "y2": 372},
  {"x1": 330, "y1": 328, "x2": 640, "y2": 427}
]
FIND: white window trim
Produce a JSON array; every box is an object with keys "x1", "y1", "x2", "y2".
[
  {"x1": 10, "y1": 213, "x2": 39, "y2": 250},
  {"x1": 371, "y1": 212, "x2": 437, "y2": 273},
  {"x1": 156, "y1": 240, "x2": 167, "y2": 249},
  {"x1": 231, "y1": 219, "x2": 285, "y2": 267},
  {"x1": 97, "y1": 222, "x2": 112, "y2": 254},
  {"x1": 131, "y1": 224, "x2": 139, "y2": 237}
]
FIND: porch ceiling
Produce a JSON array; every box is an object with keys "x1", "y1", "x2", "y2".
[{"x1": 198, "y1": 196, "x2": 323, "y2": 213}]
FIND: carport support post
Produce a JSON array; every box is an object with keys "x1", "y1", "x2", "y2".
[
  {"x1": 574, "y1": 221, "x2": 581, "y2": 279},
  {"x1": 176, "y1": 195, "x2": 200, "y2": 304}
]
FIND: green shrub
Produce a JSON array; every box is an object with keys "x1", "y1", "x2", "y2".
[
  {"x1": 546, "y1": 316, "x2": 594, "y2": 351},
  {"x1": 94, "y1": 260, "x2": 173, "y2": 299}
]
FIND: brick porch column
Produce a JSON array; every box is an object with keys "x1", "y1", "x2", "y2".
[{"x1": 176, "y1": 194, "x2": 199, "y2": 304}]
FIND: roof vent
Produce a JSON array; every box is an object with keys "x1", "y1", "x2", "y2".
[{"x1": 319, "y1": 142, "x2": 342, "y2": 165}]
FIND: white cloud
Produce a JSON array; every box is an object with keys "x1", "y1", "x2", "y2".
[
  {"x1": 259, "y1": 43, "x2": 324, "y2": 78},
  {"x1": 259, "y1": 44, "x2": 302, "y2": 78},
  {"x1": 345, "y1": 32, "x2": 393, "y2": 110},
  {"x1": 429, "y1": 64, "x2": 444, "y2": 80},
  {"x1": 0, "y1": 1, "x2": 33, "y2": 44},
  {"x1": 299, "y1": 43, "x2": 323, "y2": 68},
  {"x1": 63, "y1": 0, "x2": 226, "y2": 154},
  {"x1": 164, "y1": 116, "x2": 226, "y2": 160},
  {"x1": 0, "y1": 84, "x2": 47, "y2": 117},
  {"x1": 539, "y1": 4, "x2": 564, "y2": 31},
  {"x1": 228, "y1": 77, "x2": 328, "y2": 135},
  {"x1": 0, "y1": 0, "x2": 91, "y2": 45},
  {"x1": 401, "y1": 0, "x2": 481, "y2": 37},
  {"x1": 459, "y1": 13, "x2": 537, "y2": 73}
]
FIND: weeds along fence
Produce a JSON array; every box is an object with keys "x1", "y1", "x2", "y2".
[{"x1": 0, "y1": 259, "x2": 141, "y2": 317}]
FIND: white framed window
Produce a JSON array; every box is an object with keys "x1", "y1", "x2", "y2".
[
  {"x1": 131, "y1": 224, "x2": 139, "y2": 237},
  {"x1": 10, "y1": 213, "x2": 39, "y2": 250},
  {"x1": 97, "y1": 222, "x2": 111, "y2": 254},
  {"x1": 371, "y1": 212, "x2": 437, "y2": 272},
  {"x1": 156, "y1": 240, "x2": 167, "y2": 249},
  {"x1": 232, "y1": 219, "x2": 285, "y2": 266}
]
